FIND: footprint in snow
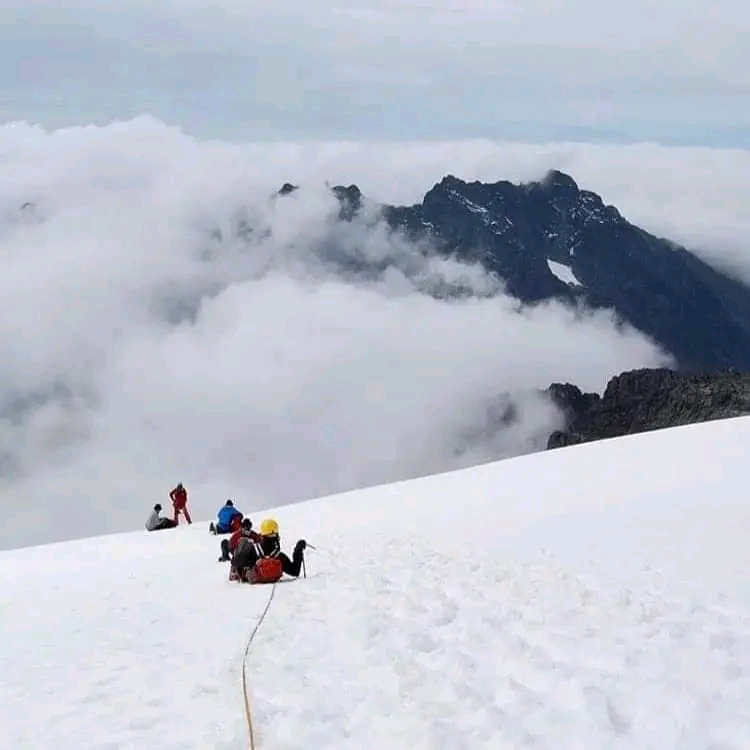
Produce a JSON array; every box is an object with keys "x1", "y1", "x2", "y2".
[{"x1": 408, "y1": 631, "x2": 439, "y2": 654}]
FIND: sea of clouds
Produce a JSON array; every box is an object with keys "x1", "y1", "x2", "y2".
[{"x1": 2, "y1": 116, "x2": 749, "y2": 548}]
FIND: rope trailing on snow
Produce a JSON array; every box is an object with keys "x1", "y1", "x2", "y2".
[
  {"x1": 239, "y1": 545, "x2": 315, "y2": 748},
  {"x1": 241, "y1": 581, "x2": 279, "y2": 750}
]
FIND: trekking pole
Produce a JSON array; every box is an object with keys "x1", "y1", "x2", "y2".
[{"x1": 302, "y1": 543, "x2": 316, "y2": 579}]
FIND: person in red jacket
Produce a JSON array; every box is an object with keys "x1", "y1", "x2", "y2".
[
  {"x1": 218, "y1": 518, "x2": 260, "y2": 562},
  {"x1": 169, "y1": 482, "x2": 192, "y2": 525}
]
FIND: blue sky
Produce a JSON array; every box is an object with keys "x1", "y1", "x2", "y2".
[{"x1": 2, "y1": 0, "x2": 749, "y2": 144}]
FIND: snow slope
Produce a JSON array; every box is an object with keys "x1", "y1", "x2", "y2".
[
  {"x1": 2, "y1": 417, "x2": 750, "y2": 749},
  {"x1": 547, "y1": 258, "x2": 583, "y2": 287}
]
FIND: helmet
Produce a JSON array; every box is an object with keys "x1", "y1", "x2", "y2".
[
  {"x1": 154, "y1": 503, "x2": 162, "y2": 512},
  {"x1": 241, "y1": 518, "x2": 252, "y2": 530},
  {"x1": 226, "y1": 499, "x2": 234, "y2": 506},
  {"x1": 260, "y1": 518, "x2": 279, "y2": 536}
]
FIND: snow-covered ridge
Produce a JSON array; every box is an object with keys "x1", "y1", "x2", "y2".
[
  {"x1": 569, "y1": 190, "x2": 613, "y2": 225},
  {"x1": 3, "y1": 417, "x2": 750, "y2": 749},
  {"x1": 446, "y1": 187, "x2": 514, "y2": 236}
]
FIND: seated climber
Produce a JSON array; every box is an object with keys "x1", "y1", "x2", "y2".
[
  {"x1": 209, "y1": 499, "x2": 243, "y2": 535},
  {"x1": 230, "y1": 517, "x2": 307, "y2": 583},
  {"x1": 218, "y1": 518, "x2": 261, "y2": 562},
  {"x1": 145, "y1": 503, "x2": 178, "y2": 532}
]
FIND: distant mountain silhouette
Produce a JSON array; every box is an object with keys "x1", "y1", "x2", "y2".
[{"x1": 280, "y1": 170, "x2": 750, "y2": 372}]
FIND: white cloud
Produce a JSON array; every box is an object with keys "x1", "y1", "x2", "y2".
[{"x1": 4, "y1": 116, "x2": 750, "y2": 549}]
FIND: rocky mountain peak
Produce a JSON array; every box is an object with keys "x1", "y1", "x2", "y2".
[
  {"x1": 537, "y1": 169, "x2": 580, "y2": 197},
  {"x1": 271, "y1": 171, "x2": 750, "y2": 372}
]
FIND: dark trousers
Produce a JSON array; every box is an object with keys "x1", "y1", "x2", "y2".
[
  {"x1": 279, "y1": 551, "x2": 303, "y2": 578},
  {"x1": 151, "y1": 518, "x2": 178, "y2": 531},
  {"x1": 173, "y1": 504, "x2": 192, "y2": 524}
]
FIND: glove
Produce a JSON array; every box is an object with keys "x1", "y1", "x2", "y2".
[{"x1": 294, "y1": 539, "x2": 307, "y2": 555}]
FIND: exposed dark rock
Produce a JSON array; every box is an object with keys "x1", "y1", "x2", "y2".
[
  {"x1": 330, "y1": 184, "x2": 363, "y2": 221},
  {"x1": 547, "y1": 383, "x2": 601, "y2": 424},
  {"x1": 275, "y1": 171, "x2": 750, "y2": 372},
  {"x1": 546, "y1": 367, "x2": 750, "y2": 448},
  {"x1": 375, "y1": 170, "x2": 750, "y2": 372}
]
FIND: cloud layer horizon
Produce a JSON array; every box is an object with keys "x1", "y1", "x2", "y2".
[{"x1": 4, "y1": 116, "x2": 750, "y2": 550}]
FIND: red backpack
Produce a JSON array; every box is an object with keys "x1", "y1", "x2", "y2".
[{"x1": 250, "y1": 557, "x2": 283, "y2": 584}]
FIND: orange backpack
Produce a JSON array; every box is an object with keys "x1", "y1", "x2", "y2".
[{"x1": 250, "y1": 557, "x2": 283, "y2": 584}]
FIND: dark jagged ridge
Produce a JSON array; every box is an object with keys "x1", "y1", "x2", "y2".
[
  {"x1": 15, "y1": 172, "x2": 750, "y2": 372},
  {"x1": 278, "y1": 170, "x2": 750, "y2": 372},
  {"x1": 546, "y1": 368, "x2": 750, "y2": 449}
]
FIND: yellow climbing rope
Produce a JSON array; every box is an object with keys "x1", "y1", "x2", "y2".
[{"x1": 241, "y1": 582, "x2": 279, "y2": 750}]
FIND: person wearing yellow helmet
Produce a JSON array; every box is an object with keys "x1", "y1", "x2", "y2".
[
  {"x1": 230, "y1": 517, "x2": 307, "y2": 583},
  {"x1": 259, "y1": 518, "x2": 279, "y2": 536}
]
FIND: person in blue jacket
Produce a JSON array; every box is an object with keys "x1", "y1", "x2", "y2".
[{"x1": 209, "y1": 499, "x2": 243, "y2": 535}]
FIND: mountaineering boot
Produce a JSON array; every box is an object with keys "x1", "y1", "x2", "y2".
[{"x1": 220, "y1": 539, "x2": 231, "y2": 561}]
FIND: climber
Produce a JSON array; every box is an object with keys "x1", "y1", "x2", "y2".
[
  {"x1": 218, "y1": 517, "x2": 261, "y2": 562},
  {"x1": 230, "y1": 517, "x2": 307, "y2": 584},
  {"x1": 209, "y1": 499, "x2": 242, "y2": 535},
  {"x1": 169, "y1": 482, "x2": 192, "y2": 525},
  {"x1": 145, "y1": 504, "x2": 178, "y2": 532}
]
